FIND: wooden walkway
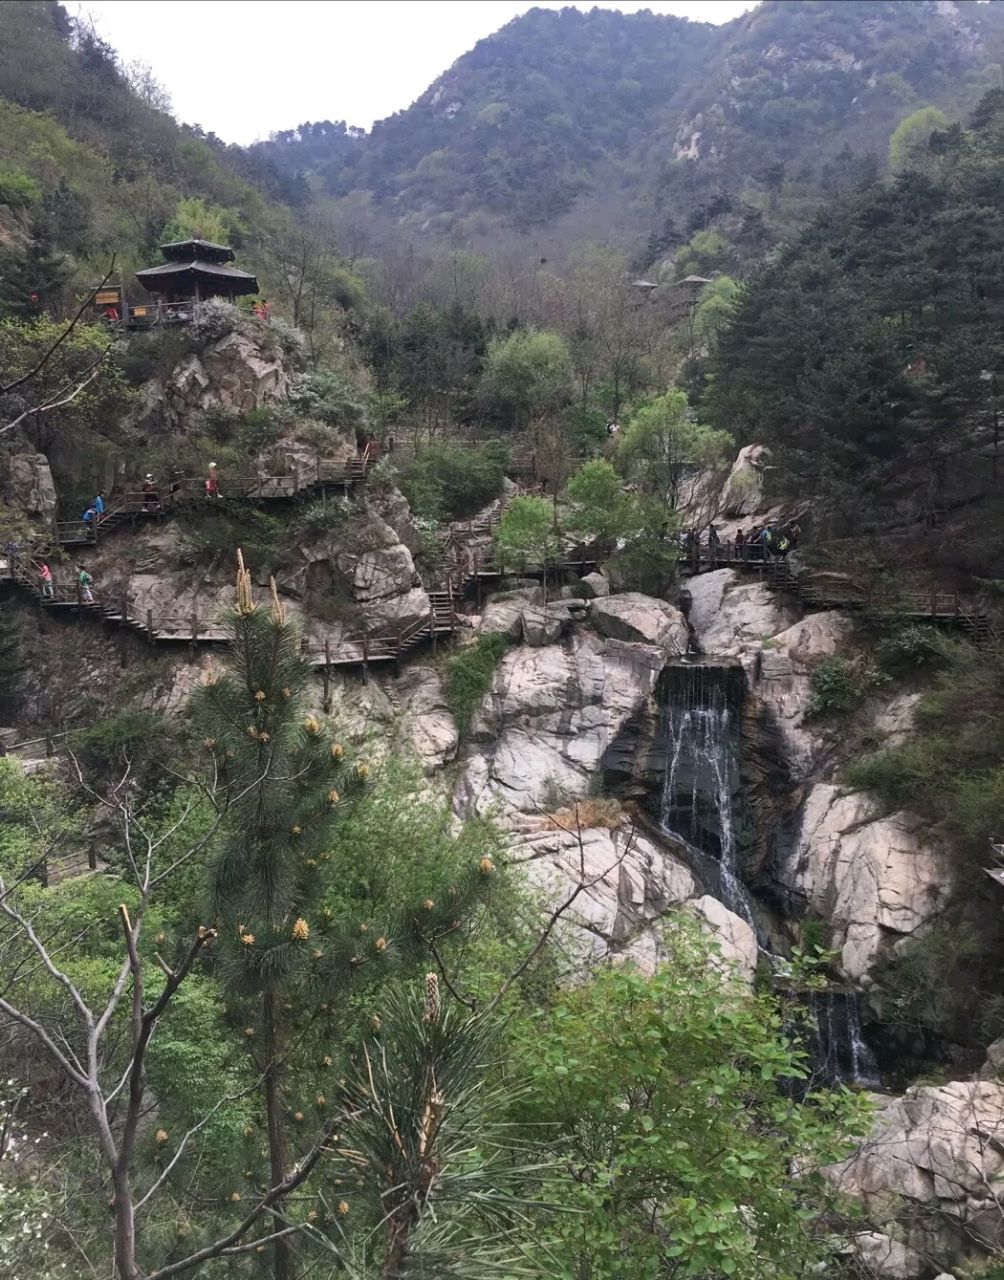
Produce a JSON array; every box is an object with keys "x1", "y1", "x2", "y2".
[
  {"x1": 1, "y1": 528, "x2": 611, "y2": 673},
  {"x1": 681, "y1": 545, "x2": 1000, "y2": 649},
  {"x1": 54, "y1": 444, "x2": 381, "y2": 546}
]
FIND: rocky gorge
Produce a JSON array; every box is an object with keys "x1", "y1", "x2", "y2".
[{"x1": 2, "y1": 324, "x2": 1001, "y2": 1280}]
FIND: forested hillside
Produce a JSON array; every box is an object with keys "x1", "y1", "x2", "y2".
[
  {"x1": 3, "y1": 3, "x2": 1004, "y2": 1278},
  {"x1": 255, "y1": 0, "x2": 1004, "y2": 258}
]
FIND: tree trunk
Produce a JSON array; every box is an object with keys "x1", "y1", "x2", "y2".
[
  {"x1": 112, "y1": 1166, "x2": 140, "y2": 1280},
  {"x1": 263, "y1": 993, "x2": 294, "y2": 1280}
]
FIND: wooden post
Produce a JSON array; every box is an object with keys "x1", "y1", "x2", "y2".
[
  {"x1": 87, "y1": 846, "x2": 97, "y2": 871},
  {"x1": 323, "y1": 638, "x2": 331, "y2": 712},
  {"x1": 930, "y1": 583, "x2": 937, "y2": 618},
  {"x1": 430, "y1": 606, "x2": 437, "y2": 657},
  {"x1": 362, "y1": 635, "x2": 369, "y2": 685},
  {"x1": 147, "y1": 609, "x2": 154, "y2": 645},
  {"x1": 189, "y1": 610, "x2": 198, "y2": 662},
  {"x1": 475, "y1": 552, "x2": 482, "y2": 611}
]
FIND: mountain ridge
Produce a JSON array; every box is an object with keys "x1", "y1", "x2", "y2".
[{"x1": 253, "y1": 0, "x2": 1004, "y2": 258}]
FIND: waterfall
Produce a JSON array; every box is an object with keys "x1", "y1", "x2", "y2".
[
  {"x1": 657, "y1": 664, "x2": 751, "y2": 922},
  {"x1": 809, "y1": 991, "x2": 881, "y2": 1089}
]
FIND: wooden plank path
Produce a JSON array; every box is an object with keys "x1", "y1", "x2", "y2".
[
  {"x1": 680, "y1": 544, "x2": 1001, "y2": 650},
  {"x1": 2, "y1": 526, "x2": 611, "y2": 673},
  {"x1": 54, "y1": 443, "x2": 381, "y2": 546}
]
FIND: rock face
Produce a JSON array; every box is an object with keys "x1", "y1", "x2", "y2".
[
  {"x1": 454, "y1": 631, "x2": 666, "y2": 817},
  {"x1": 395, "y1": 665, "x2": 458, "y2": 770},
  {"x1": 590, "y1": 593, "x2": 688, "y2": 654},
  {"x1": 4, "y1": 451, "x2": 57, "y2": 524},
  {"x1": 774, "y1": 784, "x2": 951, "y2": 983},
  {"x1": 828, "y1": 1082, "x2": 1004, "y2": 1273},
  {"x1": 719, "y1": 443, "x2": 771, "y2": 517},
  {"x1": 134, "y1": 327, "x2": 290, "y2": 434},
  {"x1": 513, "y1": 822, "x2": 755, "y2": 981},
  {"x1": 755, "y1": 611, "x2": 852, "y2": 781},
  {"x1": 288, "y1": 503, "x2": 431, "y2": 635},
  {"x1": 689, "y1": 573, "x2": 796, "y2": 665}
]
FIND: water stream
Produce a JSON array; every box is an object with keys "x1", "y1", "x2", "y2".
[
  {"x1": 809, "y1": 991, "x2": 882, "y2": 1090},
  {"x1": 656, "y1": 661, "x2": 881, "y2": 1088},
  {"x1": 657, "y1": 663, "x2": 752, "y2": 924}
]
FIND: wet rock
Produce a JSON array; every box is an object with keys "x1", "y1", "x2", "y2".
[
  {"x1": 774, "y1": 783, "x2": 952, "y2": 982},
  {"x1": 590, "y1": 593, "x2": 688, "y2": 654}
]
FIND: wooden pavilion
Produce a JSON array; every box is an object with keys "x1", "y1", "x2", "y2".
[{"x1": 130, "y1": 239, "x2": 258, "y2": 325}]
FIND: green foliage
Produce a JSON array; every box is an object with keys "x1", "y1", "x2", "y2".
[
  {"x1": 875, "y1": 625, "x2": 951, "y2": 675},
  {"x1": 705, "y1": 90, "x2": 1004, "y2": 527},
  {"x1": 446, "y1": 632, "x2": 507, "y2": 740},
  {"x1": 566, "y1": 458, "x2": 637, "y2": 543},
  {"x1": 480, "y1": 328, "x2": 570, "y2": 429},
  {"x1": 160, "y1": 195, "x2": 244, "y2": 246},
  {"x1": 515, "y1": 915, "x2": 868, "y2": 1279},
  {"x1": 0, "y1": 167, "x2": 41, "y2": 207},
  {"x1": 675, "y1": 228, "x2": 732, "y2": 278},
  {"x1": 178, "y1": 506, "x2": 284, "y2": 571},
  {"x1": 73, "y1": 705, "x2": 187, "y2": 787},
  {"x1": 806, "y1": 656, "x2": 887, "y2": 719},
  {"x1": 394, "y1": 439, "x2": 508, "y2": 521},
  {"x1": 888, "y1": 105, "x2": 950, "y2": 172},
  {"x1": 618, "y1": 389, "x2": 732, "y2": 508},
  {"x1": 289, "y1": 369, "x2": 366, "y2": 430},
  {"x1": 494, "y1": 495, "x2": 562, "y2": 567}
]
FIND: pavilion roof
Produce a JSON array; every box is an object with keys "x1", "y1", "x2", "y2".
[
  {"x1": 134, "y1": 260, "x2": 259, "y2": 296},
  {"x1": 159, "y1": 238, "x2": 235, "y2": 263}
]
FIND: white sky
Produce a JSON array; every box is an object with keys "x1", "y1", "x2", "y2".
[{"x1": 74, "y1": 0, "x2": 758, "y2": 144}]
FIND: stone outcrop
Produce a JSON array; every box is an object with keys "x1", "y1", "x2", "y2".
[
  {"x1": 513, "y1": 822, "x2": 755, "y2": 981},
  {"x1": 688, "y1": 571, "x2": 797, "y2": 666},
  {"x1": 3, "y1": 451, "x2": 57, "y2": 524},
  {"x1": 719, "y1": 443, "x2": 771, "y2": 517},
  {"x1": 454, "y1": 631, "x2": 666, "y2": 817},
  {"x1": 774, "y1": 783, "x2": 951, "y2": 983},
  {"x1": 590, "y1": 593, "x2": 688, "y2": 654},
  {"x1": 133, "y1": 326, "x2": 290, "y2": 435},
  {"x1": 828, "y1": 1082, "x2": 1004, "y2": 1273}
]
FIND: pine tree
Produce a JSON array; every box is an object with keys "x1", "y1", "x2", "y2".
[{"x1": 195, "y1": 555, "x2": 497, "y2": 1278}]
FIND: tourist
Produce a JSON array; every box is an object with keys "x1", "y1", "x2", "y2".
[
  {"x1": 760, "y1": 525, "x2": 774, "y2": 559},
  {"x1": 39, "y1": 562, "x2": 54, "y2": 600},
  {"x1": 82, "y1": 505, "x2": 97, "y2": 538},
  {"x1": 734, "y1": 528, "x2": 746, "y2": 561},
  {"x1": 708, "y1": 523, "x2": 721, "y2": 557},
  {"x1": 777, "y1": 531, "x2": 791, "y2": 558},
  {"x1": 94, "y1": 492, "x2": 106, "y2": 522},
  {"x1": 142, "y1": 474, "x2": 159, "y2": 511},
  {"x1": 205, "y1": 463, "x2": 221, "y2": 500},
  {"x1": 78, "y1": 566, "x2": 94, "y2": 604}
]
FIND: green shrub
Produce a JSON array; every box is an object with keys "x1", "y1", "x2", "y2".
[
  {"x1": 178, "y1": 508, "x2": 284, "y2": 571},
  {"x1": 74, "y1": 707, "x2": 186, "y2": 786},
  {"x1": 0, "y1": 168, "x2": 42, "y2": 207},
  {"x1": 806, "y1": 656, "x2": 886, "y2": 718},
  {"x1": 396, "y1": 440, "x2": 509, "y2": 522},
  {"x1": 295, "y1": 496, "x2": 354, "y2": 537},
  {"x1": 446, "y1": 632, "x2": 508, "y2": 739},
  {"x1": 289, "y1": 371, "x2": 365, "y2": 430},
  {"x1": 875, "y1": 625, "x2": 950, "y2": 676},
  {"x1": 188, "y1": 298, "x2": 241, "y2": 344}
]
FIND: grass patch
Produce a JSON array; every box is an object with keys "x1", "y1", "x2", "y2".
[{"x1": 446, "y1": 632, "x2": 508, "y2": 739}]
